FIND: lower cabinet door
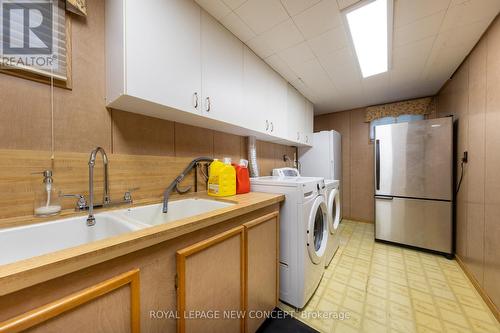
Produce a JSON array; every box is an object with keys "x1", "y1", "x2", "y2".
[
  {"x1": 244, "y1": 213, "x2": 279, "y2": 333},
  {"x1": 0, "y1": 270, "x2": 141, "y2": 333},
  {"x1": 176, "y1": 226, "x2": 245, "y2": 333}
]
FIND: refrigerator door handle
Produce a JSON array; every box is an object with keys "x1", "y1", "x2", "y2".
[{"x1": 375, "y1": 139, "x2": 380, "y2": 190}]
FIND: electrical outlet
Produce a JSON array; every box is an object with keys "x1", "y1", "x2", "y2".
[{"x1": 462, "y1": 151, "x2": 468, "y2": 163}]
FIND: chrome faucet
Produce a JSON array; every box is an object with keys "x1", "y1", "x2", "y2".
[
  {"x1": 87, "y1": 147, "x2": 110, "y2": 226},
  {"x1": 162, "y1": 157, "x2": 213, "y2": 213}
]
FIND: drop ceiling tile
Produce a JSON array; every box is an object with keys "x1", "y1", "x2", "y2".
[
  {"x1": 246, "y1": 34, "x2": 275, "y2": 58},
  {"x1": 292, "y1": 58, "x2": 334, "y2": 89},
  {"x1": 362, "y1": 74, "x2": 390, "y2": 95},
  {"x1": 440, "y1": 0, "x2": 500, "y2": 31},
  {"x1": 264, "y1": 54, "x2": 299, "y2": 82},
  {"x1": 291, "y1": 78, "x2": 320, "y2": 102},
  {"x1": 394, "y1": 10, "x2": 445, "y2": 47},
  {"x1": 259, "y1": 19, "x2": 304, "y2": 53},
  {"x1": 222, "y1": 0, "x2": 247, "y2": 10},
  {"x1": 307, "y1": 26, "x2": 349, "y2": 59},
  {"x1": 393, "y1": 36, "x2": 435, "y2": 67},
  {"x1": 277, "y1": 42, "x2": 316, "y2": 69},
  {"x1": 281, "y1": 0, "x2": 321, "y2": 16},
  {"x1": 318, "y1": 47, "x2": 358, "y2": 74},
  {"x1": 197, "y1": 0, "x2": 495, "y2": 113},
  {"x1": 195, "y1": 0, "x2": 231, "y2": 20},
  {"x1": 220, "y1": 12, "x2": 256, "y2": 42},
  {"x1": 292, "y1": 0, "x2": 343, "y2": 39},
  {"x1": 435, "y1": 19, "x2": 492, "y2": 49},
  {"x1": 394, "y1": 0, "x2": 450, "y2": 28},
  {"x1": 336, "y1": 0, "x2": 362, "y2": 11},
  {"x1": 235, "y1": 0, "x2": 289, "y2": 34}
]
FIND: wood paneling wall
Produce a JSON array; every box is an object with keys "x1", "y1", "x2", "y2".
[
  {"x1": 0, "y1": 0, "x2": 111, "y2": 153},
  {"x1": 0, "y1": 0, "x2": 295, "y2": 221},
  {"x1": 436, "y1": 15, "x2": 500, "y2": 313},
  {"x1": 314, "y1": 108, "x2": 374, "y2": 223}
]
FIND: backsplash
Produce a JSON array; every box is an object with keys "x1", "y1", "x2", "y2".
[{"x1": 0, "y1": 115, "x2": 295, "y2": 221}]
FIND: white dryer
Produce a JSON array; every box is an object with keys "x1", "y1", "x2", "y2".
[
  {"x1": 324, "y1": 180, "x2": 341, "y2": 267},
  {"x1": 250, "y1": 176, "x2": 328, "y2": 309}
]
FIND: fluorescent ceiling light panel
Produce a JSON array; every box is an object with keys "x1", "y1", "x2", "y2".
[{"x1": 345, "y1": 0, "x2": 389, "y2": 78}]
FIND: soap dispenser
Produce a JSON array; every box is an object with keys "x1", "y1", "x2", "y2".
[{"x1": 33, "y1": 170, "x2": 62, "y2": 217}]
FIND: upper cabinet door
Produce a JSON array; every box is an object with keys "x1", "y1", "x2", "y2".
[
  {"x1": 124, "y1": 0, "x2": 201, "y2": 114},
  {"x1": 287, "y1": 84, "x2": 306, "y2": 143},
  {"x1": 201, "y1": 11, "x2": 243, "y2": 123},
  {"x1": 266, "y1": 68, "x2": 288, "y2": 138},
  {"x1": 243, "y1": 46, "x2": 269, "y2": 133},
  {"x1": 303, "y1": 100, "x2": 314, "y2": 145}
]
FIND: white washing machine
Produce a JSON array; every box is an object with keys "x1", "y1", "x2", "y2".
[
  {"x1": 324, "y1": 180, "x2": 341, "y2": 267},
  {"x1": 272, "y1": 168, "x2": 342, "y2": 268},
  {"x1": 250, "y1": 176, "x2": 328, "y2": 309}
]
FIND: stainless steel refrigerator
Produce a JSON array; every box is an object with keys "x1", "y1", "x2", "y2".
[{"x1": 374, "y1": 117, "x2": 453, "y2": 256}]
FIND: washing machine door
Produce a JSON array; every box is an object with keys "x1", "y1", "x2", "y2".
[
  {"x1": 307, "y1": 196, "x2": 329, "y2": 264},
  {"x1": 328, "y1": 188, "x2": 341, "y2": 234}
]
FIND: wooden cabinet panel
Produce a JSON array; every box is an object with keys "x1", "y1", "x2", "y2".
[
  {"x1": 177, "y1": 227, "x2": 245, "y2": 333},
  {"x1": 0, "y1": 270, "x2": 140, "y2": 333},
  {"x1": 244, "y1": 213, "x2": 279, "y2": 333}
]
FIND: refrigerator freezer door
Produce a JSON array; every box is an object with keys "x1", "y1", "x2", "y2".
[
  {"x1": 375, "y1": 196, "x2": 452, "y2": 253},
  {"x1": 374, "y1": 118, "x2": 452, "y2": 200}
]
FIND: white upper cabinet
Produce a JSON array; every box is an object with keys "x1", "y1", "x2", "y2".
[
  {"x1": 201, "y1": 11, "x2": 243, "y2": 124},
  {"x1": 107, "y1": 0, "x2": 201, "y2": 114},
  {"x1": 106, "y1": 0, "x2": 313, "y2": 146},
  {"x1": 287, "y1": 84, "x2": 306, "y2": 143},
  {"x1": 303, "y1": 100, "x2": 314, "y2": 145},
  {"x1": 243, "y1": 47, "x2": 287, "y2": 138},
  {"x1": 243, "y1": 46, "x2": 268, "y2": 133},
  {"x1": 266, "y1": 67, "x2": 288, "y2": 139}
]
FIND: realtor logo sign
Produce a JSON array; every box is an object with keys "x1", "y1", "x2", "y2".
[{"x1": 1, "y1": 0, "x2": 55, "y2": 70}]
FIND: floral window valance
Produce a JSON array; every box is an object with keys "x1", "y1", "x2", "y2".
[
  {"x1": 365, "y1": 97, "x2": 434, "y2": 122},
  {"x1": 66, "y1": 0, "x2": 87, "y2": 16}
]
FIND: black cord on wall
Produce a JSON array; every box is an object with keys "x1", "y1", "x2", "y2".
[{"x1": 455, "y1": 151, "x2": 468, "y2": 194}]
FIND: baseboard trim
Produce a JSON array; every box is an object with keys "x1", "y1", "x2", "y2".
[
  {"x1": 455, "y1": 254, "x2": 500, "y2": 323},
  {"x1": 343, "y1": 217, "x2": 373, "y2": 224}
]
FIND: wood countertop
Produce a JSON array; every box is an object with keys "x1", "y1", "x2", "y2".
[{"x1": 0, "y1": 192, "x2": 284, "y2": 296}]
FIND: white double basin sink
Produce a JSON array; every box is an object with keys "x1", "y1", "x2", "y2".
[{"x1": 0, "y1": 198, "x2": 234, "y2": 266}]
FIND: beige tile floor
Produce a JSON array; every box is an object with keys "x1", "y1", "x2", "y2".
[{"x1": 279, "y1": 220, "x2": 500, "y2": 333}]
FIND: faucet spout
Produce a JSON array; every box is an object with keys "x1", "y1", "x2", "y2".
[
  {"x1": 162, "y1": 157, "x2": 213, "y2": 213},
  {"x1": 87, "y1": 147, "x2": 110, "y2": 226}
]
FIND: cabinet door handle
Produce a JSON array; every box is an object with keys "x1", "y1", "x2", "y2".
[
  {"x1": 265, "y1": 120, "x2": 269, "y2": 131},
  {"x1": 205, "y1": 97, "x2": 211, "y2": 112},
  {"x1": 193, "y1": 92, "x2": 198, "y2": 109},
  {"x1": 270, "y1": 122, "x2": 274, "y2": 132}
]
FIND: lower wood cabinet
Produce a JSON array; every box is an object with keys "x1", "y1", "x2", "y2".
[
  {"x1": 244, "y1": 213, "x2": 279, "y2": 333},
  {"x1": 176, "y1": 226, "x2": 245, "y2": 333},
  {"x1": 0, "y1": 205, "x2": 281, "y2": 333},
  {"x1": 176, "y1": 212, "x2": 279, "y2": 333},
  {"x1": 0, "y1": 269, "x2": 141, "y2": 333}
]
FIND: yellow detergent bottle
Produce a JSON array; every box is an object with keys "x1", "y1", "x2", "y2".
[{"x1": 208, "y1": 158, "x2": 236, "y2": 197}]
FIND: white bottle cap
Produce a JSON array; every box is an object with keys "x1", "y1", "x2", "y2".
[{"x1": 223, "y1": 157, "x2": 232, "y2": 165}]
